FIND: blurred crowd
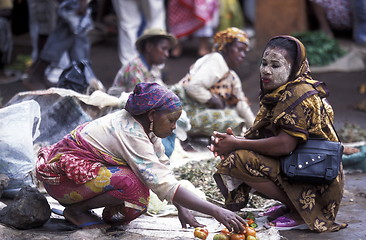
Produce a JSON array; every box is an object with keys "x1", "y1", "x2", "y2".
[{"x1": 1, "y1": 0, "x2": 365, "y2": 89}]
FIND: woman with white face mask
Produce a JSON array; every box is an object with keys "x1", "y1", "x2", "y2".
[{"x1": 209, "y1": 35, "x2": 347, "y2": 232}]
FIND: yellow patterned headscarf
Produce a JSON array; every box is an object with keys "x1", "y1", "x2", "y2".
[{"x1": 213, "y1": 27, "x2": 250, "y2": 52}]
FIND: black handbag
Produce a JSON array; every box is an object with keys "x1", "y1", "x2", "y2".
[
  {"x1": 281, "y1": 139, "x2": 343, "y2": 183},
  {"x1": 280, "y1": 84, "x2": 343, "y2": 184}
]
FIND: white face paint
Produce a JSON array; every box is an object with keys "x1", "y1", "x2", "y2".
[{"x1": 259, "y1": 48, "x2": 292, "y2": 92}]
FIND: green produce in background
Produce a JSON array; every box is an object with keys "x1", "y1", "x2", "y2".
[{"x1": 294, "y1": 31, "x2": 346, "y2": 66}]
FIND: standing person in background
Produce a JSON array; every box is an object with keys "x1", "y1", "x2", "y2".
[
  {"x1": 27, "y1": 0, "x2": 57, "y2": 61},
  {"x1": 36, "y1": 82, "x2": 247, "y2": 232},
  {"x1": 209, "y1": 35, "x2": 347, "y2": 232},
  {"x1": 0, "y1": 0, "x2": 12, "y2": 71},
  {"x1": 171, "y1": 27, "x2": 255, "y2": 138},
  {"x1": 168, "y1": 0, "x2": 219, "y2": 57},
  {"x1": 24, "y1": 0, "x2": 94, "y2": 90},
  {"x1": 27, "y1": 0, "x2": 70, "y2": 84},
  {"x1": 111, "y1": 0, "x2": 166, "y2": 68}
]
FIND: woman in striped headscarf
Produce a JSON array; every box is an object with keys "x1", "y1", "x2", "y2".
[
  {"x1": 36, "y1": 82, "x2": 247, "y2": 232},
  {"x1": 171, "y1": 27, "x2": 255, "y2": 138}
]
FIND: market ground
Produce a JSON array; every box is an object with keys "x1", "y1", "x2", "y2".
[{"x1": 0, "y1": 34, "x2": 365, "y2": 240}]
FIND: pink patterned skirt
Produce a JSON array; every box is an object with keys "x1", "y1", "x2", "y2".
[{"x1": 36, "y1": 123, "x2": 150, "y2": 224}]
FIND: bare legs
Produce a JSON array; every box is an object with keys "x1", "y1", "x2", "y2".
[{"x1": 63, "y1": 192, "x2": 122, "y2": 229}]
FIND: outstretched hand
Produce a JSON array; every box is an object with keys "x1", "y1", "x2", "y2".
[
  {"x1": 213, "y1": 207, "x2": 247, "y2": 233},
  {"x1": 176, "y1": 205, "x2": 205, "y2": 229}
]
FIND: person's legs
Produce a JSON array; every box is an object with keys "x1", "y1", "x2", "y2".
[
  {"x1": 102, "y1": 203, "x2": 147, "y2": 226},
  {"x1": 68, "y1": 31, "x2": 90, "y2": 61},
  {"x1": 63, "y1": 192, "x2": 120, "y2": 229},
  {"x1": 40, "y1": 20, "x2": 75, "y2": 64},
  {"x1": 25, "y1": 19, "x2": 74, "y2": 89},
  {"x1": 245, "y1": 181, "x2": 294, "y2": 210},
  {"x1": 112, "y1": 0, "x2": 142, "y2": 67},
  {"x1": 27, "y1": 0, "x2": 39, "y2": 61},
  {"x1": 44, "y1": 165, "x2": 149, "y2": 229},
  {"x1": 141, "y1": 0, "x2": 166, "y2": 30}
]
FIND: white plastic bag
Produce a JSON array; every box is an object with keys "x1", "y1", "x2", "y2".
[{"x1": 0, "y1": 100, "x2": 41, "y2": 195}]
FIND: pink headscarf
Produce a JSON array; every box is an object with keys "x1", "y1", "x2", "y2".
[{"x1": 125, "y1": 83, "x2": 182, "y2": 115}]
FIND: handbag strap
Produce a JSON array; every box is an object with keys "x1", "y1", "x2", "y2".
[
  {"x1": 283, "y1": 82, "x2": 341, "y2": 143},
  {"x1": 308, "y1": 83, "x2": 342, "y2": 143}
]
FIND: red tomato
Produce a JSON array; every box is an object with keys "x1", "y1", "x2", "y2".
[
  {"x1": 230, "y1": 233, "x2": 246, "y2": 240},
  {"x1": 194, "y1": 227, "x2": 209, "y2": 239},
  {"x1": 213, "y1": 233, "x2": 231, "y2": 240},
  {"x1": 244, "y1": 226, "x2": 256, "y2": 237},
  {"x1": 221, "y1": 228, "x2": 231, "y2": 235},
  {"x1": 246, "y1": 218, "x2": 255, "y2": 225}
]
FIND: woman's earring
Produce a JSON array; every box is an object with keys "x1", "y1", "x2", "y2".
[{"x1": 149, "y1": 120, "x2": 154, "y2": 132}]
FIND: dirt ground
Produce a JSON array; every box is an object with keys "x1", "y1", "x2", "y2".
[{"x1": 0, "y1": 33, "x2": 366, "y2": 240}]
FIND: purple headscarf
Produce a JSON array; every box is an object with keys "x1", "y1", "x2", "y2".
[{"x1": 125, "y1": 82, "x2": 182, "y2": 115}]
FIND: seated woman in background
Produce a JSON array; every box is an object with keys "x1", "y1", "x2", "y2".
[
  {"x1": 209, "y1": 35, "x2": 347, "y2": 232},
  {"x1": 36, "y1": 82, "x2": 246, "y2": 232},
  {"x1": 171, "y1": 27, "x2": 255, "y2": 138},
  {"x1": 108, "y1": 28, "x2": 177, "y2": 96}
]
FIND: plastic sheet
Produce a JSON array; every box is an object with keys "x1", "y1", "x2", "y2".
[{"x1": 0, "y1": 100, "x2": 41, "y2": 195}]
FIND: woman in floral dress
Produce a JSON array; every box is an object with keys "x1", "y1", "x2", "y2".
[{"x1": 210, "y1": 35, "x2": 347, "y2": 232}]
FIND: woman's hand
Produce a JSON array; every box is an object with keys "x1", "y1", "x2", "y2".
[
  {"x1": 212, "y1": 208, "x2": 247, "y2": 233},
  {"x1": 173, "y1": 186, "x2": 246, "y2": 233},
  {"x1": 209, "y1": 128, "x2": 239, "y2": 159},
  {"x1": 175, "y1": 204, "x2": 205, "y2": 228}
]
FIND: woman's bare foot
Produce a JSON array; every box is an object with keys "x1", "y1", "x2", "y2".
[{"x1": 63, "y1": 206, "x2": 111, "y2": 229}]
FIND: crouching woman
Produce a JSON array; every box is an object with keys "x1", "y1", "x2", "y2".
[
  {"x1": 210, "y1": 36, "x2": 347, "y2": 232},
  {"x1": 36, "y1": 82, "x2": 246, "y2": 231}
]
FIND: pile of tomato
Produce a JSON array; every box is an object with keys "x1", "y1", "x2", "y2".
[{"x1": 193, "y1": 214, "x2": 259, "y2": 240}]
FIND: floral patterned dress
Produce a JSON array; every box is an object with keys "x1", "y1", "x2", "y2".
[{"x1": 214, "y1": 78, "x2": 347, "y2": 232}]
